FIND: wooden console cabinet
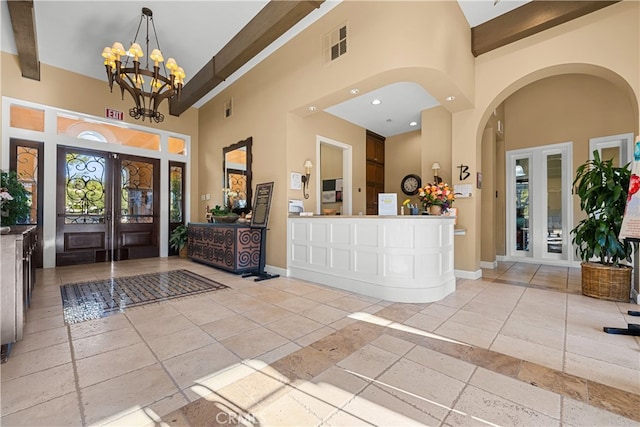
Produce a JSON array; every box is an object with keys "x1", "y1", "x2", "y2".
[{"x1": 187, "y1": 222, "x2": 261, "y2": 274}]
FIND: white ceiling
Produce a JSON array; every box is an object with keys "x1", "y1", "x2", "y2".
[{"x1": 0, "y1": 0, "x2": 530, "y2": 137}]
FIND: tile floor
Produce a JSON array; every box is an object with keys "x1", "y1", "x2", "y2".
[{"x1": 1, "y1": 258, "x2": 639, "y2": 426}]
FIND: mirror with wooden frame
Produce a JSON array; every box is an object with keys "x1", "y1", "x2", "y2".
[{"x1": 223, "y1": 137, "x2": 252, "y2": 214}]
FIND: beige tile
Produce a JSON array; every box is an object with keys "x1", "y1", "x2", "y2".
[
  {"x1": 294, "y1": 326, "x2": 335, "y2": 347},
  {"x1": 302, "y1": 304, "x2": 349, "y2": 325},
  {"x1": 564, "y1": 352, "x2": 640, "y2": 394},
  {"x1": 0, "y1": 391, "x2": 81, "y2": 427},
  {"x1": 81, "y1": 363, "x2": 179, "y2": 426},
  {"x1": 0, "y1": 342, "x2": 71, "y2": 381},
  {"x1": 337, "y1": 344, "x2": 401, "y2": 380},
  {"x1": 306, "y1": 365, "x2": 370, "y2": 408},
  {"x1": 264, "y1": 314, "x2": 324, "y2": 340},
  {"x1": 448, "y1": 385, "x2": 560, "y2": 426},
  {"x1": 323, "y1": 410, "x2": 376, "y2": 426},
  {"x1": 72, "y1": 326, "x2": 142, "y2": 360},
  {"x1": 123, "y1": 302, "x2": 180, "y2": 324},
  {"x1": 170, "y1": 297, "x2": 236, "y2": 325},
  {"x1": 448, "y1": 309, "x2": 505, "y2": 333},
  {"x1": 146, "y1": 326, "x2": 216, "y2": 361},
  {"x1": 499, "y1": 318, "x2": 565, "y2": 350},
  {"x1": 404, "y1": 312, "x2": 446, "y2": 332},
  {"x1": 517, "y1": 361, "x2": 588, "y2": 402},
  {"x1": 469, "y1": 367, "x2": 561, "y2": 418},
  {"x1": 10, "y1": 325, "x2": 68, "y2": 356},
  {"x1": 433, "y1": 319, "x2": 497, "y2": 348},
  {"x1": 376, "y1": 357, "x2": 466, "y2": 420},
  {"x1": 162, "y1": 342, "x2": 241, "y2": 389},
  {"x1": 209, "y1": 292, "x2": 271, "y2": 313},
  {"x1": 341, "y1": 383, "x2": 443, "y2": 425},
  {"x1": 369, "y1": 334, "x2": 415, "y2": 356},
  {"x1": 133, "y1": 313, "x2": 194, "y2": 340},
  {"x1": 200, "y1": 313, "x2": 260, "y2": 340},
  {"x1": 68, "y1": 313, "x2": 131, "y2": 340},
  {"x1": 23, "y1": 313, "x2": 65, "y2": 335},
  {"x1": 404, "y1": 345, "x2": 475, "y2": 382},
  {"x1": 326, "y1": 296, "x2": 374, "y2": 312},
  {"x1": 76, "y1": 341, "x2": 157, "y2": 388},
  {"x1": 253, "y1": 388, "x2": 327, "y2": 426},
  {"x1": 586, "y1": 381, "x2": 640, "y2": 423},
  {"x1": 221, "y1": 327, "x2": 290, "y2": 359},
  {"x1": 1, "y1": 364, "x2": 76, "y2": 415},
  {"x1": 566, "y1": 333, "x2": 640, "y2": 370},
  {"x1": 562, "y1": 397, "x2": 639, "y2": 426},
  {"x1": 257, "y1": 341, "x2": 302, "y2": 365},
  {"x1": 305, "y1": 288, "x2": 348, "y2": 303},
  {"x1": 490, "y1": 334, "x2": 564, "y2": 371},
  {"x1": 241, "y1": 304, "x2": 294, "y2": 325},
  {"x1": 274, "y1": 296, "x2": 322, "y2": 313}
]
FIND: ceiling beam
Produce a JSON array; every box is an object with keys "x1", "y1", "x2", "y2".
[
  {"x1": 171, "y1": 0, "x2": 324, "y2": 116},
  {"x1": 471, "y1": 0, "x2": 620, "y2": 57},
  {"x1": 7, "y1": 0, "x2": 40, "y2": 80}
]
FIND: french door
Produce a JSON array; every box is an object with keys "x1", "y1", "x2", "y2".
[
  {"x1": 56, "y1": 146, "x2": 159, "y2": 266},
  {"x1": 506, "y1": 142, "x2": 572, "y2": 263}
]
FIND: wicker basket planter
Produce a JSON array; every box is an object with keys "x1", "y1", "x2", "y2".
[{"x1": 581, "y1": 262, "x2": 632, "y2": 302}]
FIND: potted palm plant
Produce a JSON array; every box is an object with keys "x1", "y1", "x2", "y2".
[{"x1": 571, "y1": 150, "x2": 632, "y2": 301}]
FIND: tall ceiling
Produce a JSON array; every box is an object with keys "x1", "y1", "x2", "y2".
[{"x1": 1, "y1": 0, "x2": 612, "y2": 137}]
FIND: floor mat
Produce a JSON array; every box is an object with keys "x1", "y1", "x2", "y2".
[{"x1": 60, "y1": 269, "x2": 229, "y2": 324}]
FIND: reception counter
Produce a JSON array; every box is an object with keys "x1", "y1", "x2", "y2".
[{"x1": 287, "y1": 215, "x2": 456, "y2": 303}]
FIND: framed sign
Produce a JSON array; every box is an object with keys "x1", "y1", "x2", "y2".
[{"x1": 251, "y1": 182, "x2": 274, "y2": 228}]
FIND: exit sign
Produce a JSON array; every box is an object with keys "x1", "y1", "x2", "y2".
[{"x1": 105, "y1": 108, "x2": 124, "y2": 121}]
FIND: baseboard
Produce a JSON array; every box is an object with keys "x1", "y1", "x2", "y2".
[
  {"x1": 496, "y1": 255, "x2": 507, "y2": 262},
  {"x1": 480, "y1": 261, "x2": 498, "y2": 269},
  {"x1": 455, "y1": 269, "x2": 483, "y2": 280}
]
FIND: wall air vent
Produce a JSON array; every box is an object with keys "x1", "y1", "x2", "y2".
[{"x1": 324, "y1": 23, "x2": 348, "y2": 63}]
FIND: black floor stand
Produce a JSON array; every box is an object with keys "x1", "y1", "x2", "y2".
[
  {"x1": 242, "y1": 228, "x2": 279, "y2": 282},
  {"x1": 603, "y1": 311, "x2": 640, "y2": 336}
]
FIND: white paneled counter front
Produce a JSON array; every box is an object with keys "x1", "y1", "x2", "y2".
[{"x1": 287, "y1": 215, "x2": 456, "y2": 303}]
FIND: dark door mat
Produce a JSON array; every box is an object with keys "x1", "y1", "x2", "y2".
[{"x1": 60, "y1": 269, "x2": 229, "y2": 324}]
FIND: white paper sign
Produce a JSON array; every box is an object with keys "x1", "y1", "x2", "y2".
[{"x1": 378, "y1": 193, "x2": 398, "y2": 215}]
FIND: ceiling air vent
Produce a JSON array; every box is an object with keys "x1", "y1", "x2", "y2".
[{"x1": 324, "y1": 23, "x2": 348, "y2": 63}]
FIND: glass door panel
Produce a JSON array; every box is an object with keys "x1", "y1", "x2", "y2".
[
  {"x1": 168, "y1": 162, "x2": 185, "y2": 256},
  {"x1": 515, "y1": 158, "x2": 530, "y2": 253},
  {"x1": 507, "y1": 143, "x2": 571, "y2": 263},
  {"x1": 546, "y1": 154, "x2": 563, "y2": 254}
]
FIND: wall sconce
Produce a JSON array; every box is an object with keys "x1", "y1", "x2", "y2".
[
  {"x1": 432, "y1": 162, "x2": 441, "y2": 183},
  {"x1": 301, "y1": 160, "x2": 313, "y2": 199}
]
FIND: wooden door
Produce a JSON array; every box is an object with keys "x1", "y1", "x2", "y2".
[
  {"x1": 56, "y1": 147, "x2": 160, "y2": 265},
  {"x1": 366, "y1": 131, "x2": 385, "y2": 215}
]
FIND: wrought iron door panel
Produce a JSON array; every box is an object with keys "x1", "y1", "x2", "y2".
[{"x1": 56, "y1": 148, "x2": 159, "y2": 265}]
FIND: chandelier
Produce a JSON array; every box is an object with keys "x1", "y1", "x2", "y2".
[{"x1": 101, "y1": 7, "x2": 185, "y2": 123}]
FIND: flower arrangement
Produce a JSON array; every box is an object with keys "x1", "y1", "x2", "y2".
[{"x1": 418, "y1": 182, "x2": 455, "y2": 212}]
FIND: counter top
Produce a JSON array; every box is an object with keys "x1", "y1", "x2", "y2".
[{"x1": 288, "y1": 214, "x2": 455, "y2": 219}]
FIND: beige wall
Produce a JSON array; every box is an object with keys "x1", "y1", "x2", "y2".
[
  {"x1": 453, "y1": 0, "x2": 639, "y2": 273},
  {"x1": 385, "y1": 130, "x2": 421, "y2": 211},
  {"x1": 505, "y1": 73, "x2": 635, "y2": 232}
]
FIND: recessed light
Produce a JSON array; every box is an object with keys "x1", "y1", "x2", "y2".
[
  {"x1": 445, "y1": 96, "x2": 456, "y2": 102},
  {"x1": 307, "y1": 106, "x2": 317, "y2": 111},
  {"x1": 371, "y1": 99, "x2": 381, "y2": 105},
  {"x1": 409, "y1": 121, "x2": 418, "y2": 126},
  {"x1": 350, "y1": 88, "x2": 360, "y2": 95},
  {"x1": 386, "y1": 118, "x2": 392, "y2": 122}
]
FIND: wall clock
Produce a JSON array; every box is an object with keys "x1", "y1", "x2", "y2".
[{"x1": 401, "y1": 174, "x2": 421, "y2": 195}]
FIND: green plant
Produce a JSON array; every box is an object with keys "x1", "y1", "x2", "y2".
[
  {"x1": 571, "y1": 150, "x2": 632, "y2": 266},
  {"x1": 169, "y1": 224, "x2": 188, "y2": 252},
  {"x1": 1, "y1": 170, "x2": 31, "y2": 226}
]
